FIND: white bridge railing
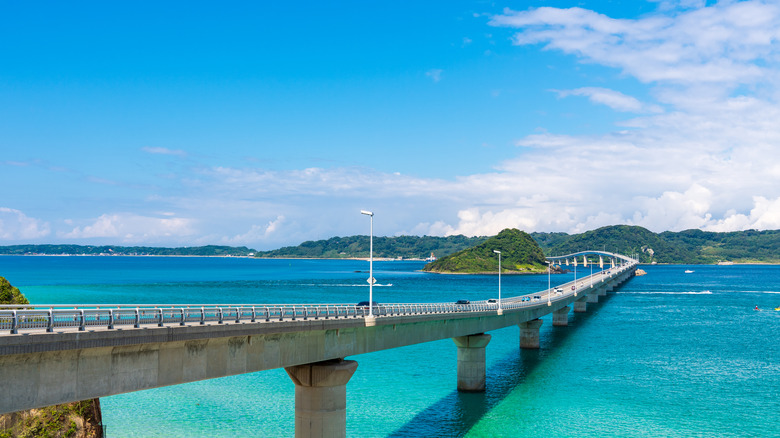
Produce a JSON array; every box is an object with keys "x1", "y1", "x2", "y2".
[
  {"x1": 0, "y1": 259, "x2": 636, "y2": 335},
  {"x1": 0, "y1": 301, "x2": 513, "y2": 334}
]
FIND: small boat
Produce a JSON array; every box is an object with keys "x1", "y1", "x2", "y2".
[
  {"x1": 684, "y1": 270, "x2": 694, "y2": 274},
  {"x1": 775, "y1": 307, "x2": 780, "y2": 311}
]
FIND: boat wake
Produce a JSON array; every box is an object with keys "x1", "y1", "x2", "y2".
[
  {"x1": 624, "y1": 290, "x2": 713, "y2": 295},
  {"x1": 738, "y1": 290, "x2": 780, "y2": 294},
  {"x1": 627, "y1": 290, "x2": 780, "y2": 295},
  {"x1": 301, "y1": 283, "x2": 394, "y2": 287}
]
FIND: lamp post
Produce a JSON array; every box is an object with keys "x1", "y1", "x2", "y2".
[
  {"x1": 545, "y1": 260, "x2": 551, "y2": 306},
  {"x1": 360, "y1": 210, "x2": 374, "y2": 318},
  {"x1": 574, "y1": 257, "x2": 577, "y2": 293},
  {"x1": 493, "y1": 250, "x2": 502, "y2": 314}
]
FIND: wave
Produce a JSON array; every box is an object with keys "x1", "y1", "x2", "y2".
[
  {"x1": 624, "y1": 290, "x2": 713, "y2": 295},
  {"x1": 626, "y1": 290, "x2": 780, "y2": 295},
  {"x1": 735, "y1": 290, "x2": 780, "y2": 294},
  {"x1": 299, "y1": 283, "x2": 394, "y2": 287}
]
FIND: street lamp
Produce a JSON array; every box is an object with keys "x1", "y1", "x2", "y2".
[
  {"x1": 360, "y1": 210, "x2": 374, "y2": 318},
  {"x1": 545, "y1": 260, "x2": 551, "y2": 306},
  {"x1": 493, "y1": 250, "x2": 502, "y2": 314}
]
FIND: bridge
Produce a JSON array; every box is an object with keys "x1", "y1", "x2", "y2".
[{"x1": 0, "y1": 251, "x2": 637, "y2": 437}]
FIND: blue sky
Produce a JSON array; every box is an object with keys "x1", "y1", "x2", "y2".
[{"x1": 2, "y1": 0, "x2": 780, "y2": 250}]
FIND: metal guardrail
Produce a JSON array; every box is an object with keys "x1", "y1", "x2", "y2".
[{"x1": 0, "y1": 262, "x2": 635, "y2": 335}]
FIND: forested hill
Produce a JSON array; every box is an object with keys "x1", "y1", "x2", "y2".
[
  {"x1": 423, "y1": 229, "x2": 547, "y2": 274},
  {"x1": 0, "y1": 244, "x2": 256, "y2": 256},
  {"x1": 537, "y1": 225, "x2": 780, "y2": 264},
  {"x1": 254, "y1": 235, "x2": 488, "y2": 259}
]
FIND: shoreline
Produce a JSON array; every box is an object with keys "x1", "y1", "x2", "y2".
[
  {"x1": 0, "y1": 254, "x2": 428, "y2": 261},
  {"x1": 422, "y1": 269, "x2": 550, "y2": 275}
]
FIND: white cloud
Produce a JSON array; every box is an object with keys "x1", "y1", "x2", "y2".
[
  {"x1": 222, "y1": 216, "x2": 286, "y2": 246},
  {"x1": 490, "y1": 2, "x2": 780, "y2": 88},
  {"x1": 61, "y1": 213, "x2": 196, "y2": 243},
  {"x1": 630, "y1": 184, "x2": 714, "y2": 231},
  {"x1": 705, "y1": 196, "x2": 780, "y2": 231},
  {"x1": 142, "y1": 147, "x2": 187, "y2": 157},
  {"x1": 555, "y1": 87, "x2": 662, "y2": 113},
  {"x1": 650, "y1": 0, "x2": 706, "y2": 11},
  {"x1": 0, "y1": 208, "x2": 51, "y2": 240},
  {"x1": 426, "y1": 69, "x2": 443, "y2": 82}
]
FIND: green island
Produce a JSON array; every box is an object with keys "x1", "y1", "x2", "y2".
[
  {"x1": 422, "y1": 228, "x2": 547, "y2": 274},
  {"x1": 0, "y1": 278, "x2": 103, "y2": 438}
]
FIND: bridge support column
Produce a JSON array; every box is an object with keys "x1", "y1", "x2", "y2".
[
  {"x1": 552, "y1": 306, "x2": 570, "y2": 326},
  {"x1": 452, "y1": 333, "x2": 491, "y2": 392},
  {"x1": 519, "y1": 319, "x2": 543, "y2": 349},
  {"x1": 573, "y1": 297, "x2": 587, "y2": 313},
  {"x1": 285, "y1": 359, "x2": 358, "y2": 438},
  {"x1": 597, "y1": 285, "x2": 607, "y2": 296},
  {"x1": 587, "y1": 291, "x2": 599, "y2": 303}
]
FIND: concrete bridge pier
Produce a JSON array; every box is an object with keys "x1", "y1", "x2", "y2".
[
  {"x1": 573, "y1": 296, "x2": 587, "y2": 313},
  {"x1": 285, "y1": 359, "x2": 358, "y2": 438},
  {"x1": 519, "y1": 319, "x2": 543, "y2": 349},
  {"x1": 452, "y1": 333, "x2": 492, "y2": 392},
  {"x1": 597, "y1": 285, "x2": 607, "y2": 296},
  {"x1": 587, "y1": 290, "x2": 599, "y2": 303},
  {"x1": 552, "y1": 306, "x2": 570, "y2": 326}
]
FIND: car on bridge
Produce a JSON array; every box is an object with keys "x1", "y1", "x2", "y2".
[
  {"x1": 455, "y1": 299, "x2": 470, "y2": 305},
  {"x1": 521, "y1": 296, "x2": 530, "y2": 302},
  {"x1": 487, "y1": 298, "x2": 497, "y2": 303}
]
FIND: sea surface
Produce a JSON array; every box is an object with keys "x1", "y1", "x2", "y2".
[{"x1": 1, "y1": 256, "x2": 778, "y2": 437}]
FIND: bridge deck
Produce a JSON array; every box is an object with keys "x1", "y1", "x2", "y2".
[{"x1": 0, "y1": 253, "x2": 637, "y2": 415}]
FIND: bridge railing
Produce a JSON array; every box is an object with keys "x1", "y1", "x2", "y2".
[{"x1": 0, "y1": 263, "x2": 636, "y2": 334}]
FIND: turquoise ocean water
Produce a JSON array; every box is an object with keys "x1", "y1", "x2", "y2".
[{"x1": 1, "y1": 256, "x2": 779, "y2": 437}]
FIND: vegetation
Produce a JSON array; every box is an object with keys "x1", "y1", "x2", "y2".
[
  {"x1": 0, "y1": 401, "x2": 103, "y2": 438},
  {"x1": 0, "y1": 244, "x2": 256, "y2": 257},
  {"x1": 255, "y1": 235, "x2": 488, "y2": 259},
  {"x1": 0, "y1": 277, "x2": 29, "y2": 305},
  {"x1": 423, "y1": 229, "x2": 548, "y2": 274},
  {"x1": 0, "y1": 278, "x2": 103, "y2": 438},
  {"x1": 659, "y1": 228, "x2": 780, "y2": 263},
  {"x1": 536, "y1": 225, "x2": 780, "y2": 264},
  {"x1": 2, "y1": 225, "x2": 780, "y2": 264}
]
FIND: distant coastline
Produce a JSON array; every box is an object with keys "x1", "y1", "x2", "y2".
[
  {"x1": 4, "y1": 225, "x2": 780, "y2": 264},
  {"x1": 3, "y1": 253, "x2": 777, "y2": 265},
  {"x1": 0, "y1": 244, "x2": 255, "y2": 258}
]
